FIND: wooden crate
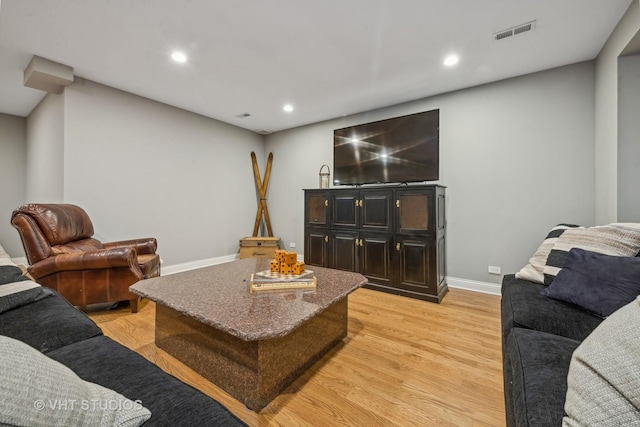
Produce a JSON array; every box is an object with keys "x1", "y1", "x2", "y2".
[{"x1": 239, "y1": 237, "x2": 281, "y2": 259}]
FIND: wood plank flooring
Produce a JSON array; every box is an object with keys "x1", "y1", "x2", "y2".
[{"x1": 88, "y1": 287, "x2": 505, "y2": 426}]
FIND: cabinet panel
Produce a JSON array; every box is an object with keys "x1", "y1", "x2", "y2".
[
  {"x1": 361, "y1": 190, "x2": 393, "y2": 232},
  {"x1": 304, "y1": 230, "x2": 329, "y2": 267},
  {"x1": 437, "y1": 192, "x2": 446, "y2": 231},
  {"x1": 305, "y1": 192, "x2": 329, "y2": 227},
  {"x1": 332, "y1": 192, "x2": 359, "y2": 228},
  {"x1": 395, "y1": 189, "x2": 435, "y2": 234},
  {"x1": 437, "y1": 235, "x2": 446, "y2": 290},
  {"x1": 360, "y1": 234, "x2": 393, "y2": 286},
  {"x1": 396, "y1": 237, "x2": 436, "y2": 295},
  {"x1": 330, "y1": 231, "x2": 358, "y2": 272}
]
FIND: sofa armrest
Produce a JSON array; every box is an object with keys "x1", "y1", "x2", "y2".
[
  {"x1": 103, "y1": 238, "x2": 157, "y2": 255},
  {"x1": 28, "y1": 248, "x2": 142, "y2": 280}
]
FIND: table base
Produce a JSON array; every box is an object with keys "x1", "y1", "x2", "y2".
[{"x1": 155, "y1": 298, "x2": 348, "y2": 411}]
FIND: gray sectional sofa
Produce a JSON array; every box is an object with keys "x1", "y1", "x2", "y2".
[
  {"x1": 502, "y1": 222, "x2": 640, "y2": 426},
  {"x1": 501, "y1": 274, "x2": 603, "y2": 426},
  {"x1": 0, "y1": 254, "x2": 246, "y2": 426}
]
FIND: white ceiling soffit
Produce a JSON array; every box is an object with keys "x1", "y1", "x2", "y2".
[{"x1": 0, "y1": 0, "x2": 633, "y2": 133}]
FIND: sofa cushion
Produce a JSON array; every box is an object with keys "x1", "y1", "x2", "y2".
[
  {"x1": 51, "y1": 237, "x2": 104, "y2": 254},
  {"x1": 0, "y1": 335, "x2": 151, "y2": 427},
  {"x1": 543, "y1": 223, "x2": 640, "y2": 285},
  {"x1": 0, "y1": 265, "x2": 30, "y2": 284},
  {"x1": 563, "y1": 297, "x2": 640, "y2": 426},
  {"x1": 137, "y1": 253, "x2": 160, "y2": 278},
  {"x1": 507, "y1": 328, "x2": 580, "y2": 427},
  {"x1": 501, "y1": 275, "x2": 603, "y2": 343},
  {"x1": 0, "y1": 291, "x2": 102, "y2": 353},
  {"x1": 516, "y1": 224, "x2": 581, "y2": 284},
  {"x1": 48, "y1": 336, "x2": 247, "y2": 426},
  {"x1": 541, "y1": 248, "x2": 640, "y2": 318},
  {"x1": 0, "y1": 278, "x2": 53, "y2": 314}
]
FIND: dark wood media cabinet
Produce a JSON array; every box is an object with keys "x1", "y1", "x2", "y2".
[{"x1": 304, "y1": 184, "x2": 447, "y2": 303}]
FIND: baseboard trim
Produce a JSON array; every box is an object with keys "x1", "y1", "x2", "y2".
[
  {"x1": 162, "y1": 254, "x2": 239, "y2": 276},
  {"x1": 162, "y1": 258, "x2": 502, "y2": 296},
  {"x1": 12, "y1": 255, "x2": 241, "y2": 277},
  {"x1": 446, "y1": 276, "x2": 502, "y2": 296},
  {"x1": 11, "y1": 256, "x2": 28, "y2": 266}
]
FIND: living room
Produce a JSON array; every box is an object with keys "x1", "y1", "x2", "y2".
[{"x1": 1, "y1": 1, "x2": 640, "y2": 426}]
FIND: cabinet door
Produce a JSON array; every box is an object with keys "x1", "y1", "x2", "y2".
[
  {"x1": 395, "y1": 188, "x2": 435, "y2": 235},
  {"x1": 395, "y1": 236, "x2": 436, "y2": 296},
  {"x1": 305, "y1": 191, "x2": 329, "y2": 227},
  {"x1": 361, "y1": 190, "x2": 393, "y2": 232},
  {"x1": 330, "y1": 231, "x2": 359, "y2": 272},
  {"x1": 332, "y1": 191, "x2": 359, "y2": 229},
  {"x1": 304, "y1": 230, "x2": 329, "y2": 267},
  {"x1": 360, "y1": 233, "x2": 393, "y2": 287}
]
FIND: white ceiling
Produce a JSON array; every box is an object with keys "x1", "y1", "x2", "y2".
[{"x1": 0, "y1": 0, "x2": 633, "y2": 133}]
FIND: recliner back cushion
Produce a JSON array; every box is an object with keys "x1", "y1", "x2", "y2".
[
  {"x1": 51, "y1": 238, "x2": 104, "y2": 255},
  {"x1": 18, "y1": 204, "x2": 94, "y2": 245}
]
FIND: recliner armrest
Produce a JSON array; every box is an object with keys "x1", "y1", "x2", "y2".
[
  {"x1": 103, "y1": 238, "x2": 157, "y2": 255},
  {"x1": 28, "y1": 248, "x2": 142, "y2": 280}
]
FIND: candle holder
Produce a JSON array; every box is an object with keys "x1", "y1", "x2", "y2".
[{"x1": 319, "y1": 164, "x2": 330, "y2": 189}]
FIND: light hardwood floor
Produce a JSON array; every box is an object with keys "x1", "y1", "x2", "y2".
[{"x1": 89, "y1": 287, "x2": 505, "y2": 426}]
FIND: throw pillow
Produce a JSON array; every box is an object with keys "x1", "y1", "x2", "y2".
[
  {"x1": 563, "y1": 297, "x2": 640, "y2": 426},
  {"x1": 0, "y1": 246, "x2": 10, "y2": 265},
  {"x1": 515, "y1": 224, "x2": 581, "y2": 284},
  {"x1": 543, "y1": 223, "x2": 640, "y2": 285},
  {"x1": 540, "y1": 248, "x2": 640, "y2": 317},
  {"x1": 0, "y1": 335, "x2": 151, "y2": 427}
]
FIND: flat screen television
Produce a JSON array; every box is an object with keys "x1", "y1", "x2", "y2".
[{"x1": 333, "y1": 109, "x2": 439, "y2": 186}]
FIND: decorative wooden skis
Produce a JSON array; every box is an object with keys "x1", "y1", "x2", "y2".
[{"x1": 251, "y1": 152, "x2": 274, "y2": 237}]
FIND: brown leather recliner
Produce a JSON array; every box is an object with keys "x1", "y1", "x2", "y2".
[{"x1": 11, "y1": 204, "x2": 160, "y2": 312}]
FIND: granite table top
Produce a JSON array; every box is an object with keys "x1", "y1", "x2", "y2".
[{"x1": 130, "y1": 258, "x2": 366, "y2": 341}]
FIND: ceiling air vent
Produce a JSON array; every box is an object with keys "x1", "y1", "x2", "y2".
[
  {"x1": 514, "y1": 22, "x2": 533, "y2": 35},
  {"x1": 494, "y1": 20, "x2": 536, "y2": 41},
  {"x1": 495, "y1": 29, "x2": 513, "y2": 41},
  {"x1": 254, "y1": 129, "x2": 273, "y2": 135}
]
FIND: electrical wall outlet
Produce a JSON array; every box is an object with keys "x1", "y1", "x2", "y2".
[
  {"x1": 488, "y1": 266, "x2": 501, "y2": 275},
  {"x1": 289, "y1": 242, "x2": 296, "y2": 248}
]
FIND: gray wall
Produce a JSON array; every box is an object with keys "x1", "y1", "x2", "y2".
[
  {"x1": 265, "y1": 62, "x2": 596, "y2": 284},
  {"x1": 617, "y1": 54, "x2": 640, "y2": 221},
  {"x1": 0, "y1": 113, "x2": 27, "y2": 256},
  {"x1": 61, "y1": 79, "x2": 265, "y2": 267},
  {"x1": 6, "y1": 3, "x2": 635, "y2": 282},
  {"x1": 25, "y1": 92, "x2": 65, "y2": 202},
  {"x1": 594, "y1": 0, "x2": 640, "y2": 224}
]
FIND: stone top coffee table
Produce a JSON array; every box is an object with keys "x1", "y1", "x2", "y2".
[{"x1": 130, "y1": 258, "x2": 366, "y2": 411}]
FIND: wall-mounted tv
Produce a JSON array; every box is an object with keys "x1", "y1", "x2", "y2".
[{"x1": 333, "y1": 109, "x2": 439, "y2": 186}]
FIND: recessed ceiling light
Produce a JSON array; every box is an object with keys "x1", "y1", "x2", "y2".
[
  {"x1": 283, "y1": 104, "x2": 294, "y2": 113},
  {"x1": 171, "y1": 51, "x2": 187, "y2": 63},
  {"x1": 444, "y1": 55, "x2": 459, "y2": 66}
]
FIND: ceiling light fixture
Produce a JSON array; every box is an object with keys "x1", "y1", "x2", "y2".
[
  {"x1": 443, "y1": 55, "x2": 459, "y2": 66},
  {"x1": 171, "y1": 51, "x2": 187, "y2": 63},
  {"x1": 283, "y1": 104, "x2": 294, "y2": 113}
]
